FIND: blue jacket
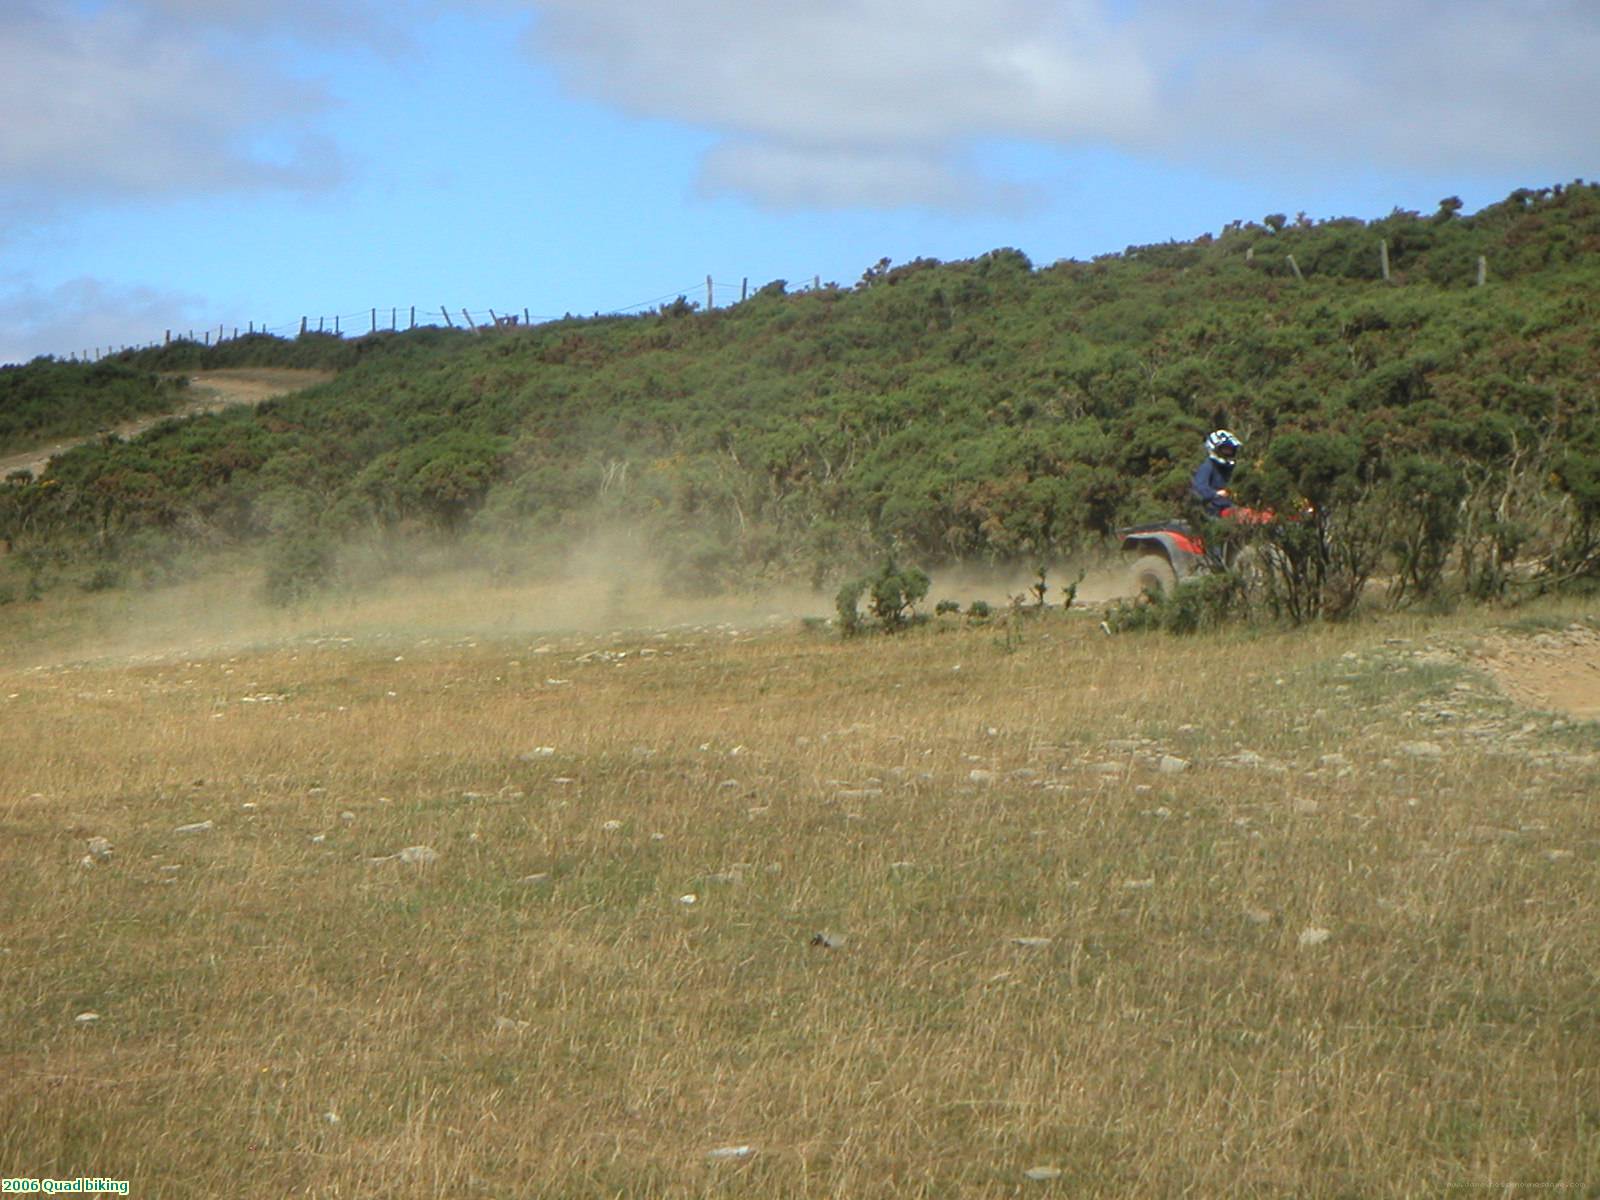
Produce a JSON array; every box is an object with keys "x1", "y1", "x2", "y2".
[{"x1": 1190, "y1": 458, "x2": 1236, "y2": 515}]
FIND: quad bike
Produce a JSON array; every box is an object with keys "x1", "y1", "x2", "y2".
[{"x1": 1117, "y1": 507, "x2": 1280, "y2": 597}]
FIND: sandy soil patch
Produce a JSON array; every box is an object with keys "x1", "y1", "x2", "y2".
[{"x1": 1476, "y1": 623, "x2": 1600, "y2": 721}]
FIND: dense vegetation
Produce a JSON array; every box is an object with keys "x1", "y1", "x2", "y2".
[{"x1": 3, "y1": 183, "x2": 1598, "y2": 610}]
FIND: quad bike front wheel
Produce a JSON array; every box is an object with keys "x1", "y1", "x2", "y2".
[{"x1": 1129, "y1": 551, "x2": 1177, "y2": 599}]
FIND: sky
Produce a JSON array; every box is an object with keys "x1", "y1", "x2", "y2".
[{"x1": 2, "y1": 0, "x2": 1596, "y2": 366}]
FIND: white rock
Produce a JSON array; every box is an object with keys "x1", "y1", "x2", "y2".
[
  {"x1": 1123, "y1": 877, "x2": 1155, "y2": 890},
  {"x1": 86, "y1": 836, "x2": 113, "y2": 861},
  {"x1": 493, "y1": 1016, "x2": 531, "y2": 1034},
  {"x1": 1157, "y1": 755, "x2": 1189, "y2": 774},
  {"x1": 174, "y1": 820, "x2": 214, "y2": 835},
  {"x1": 1011, "y1": 937, "x2": 1053, "y2": 949},
  {"x1": 396, "y1": 845, "x2": 440, "y2": 865},
  {"x1": 1298, "y1": 926, "x2": 1332, "y2": 947},
  {"x1": 678, "y1": 894, "x2": 698, "y2": 905},
  {"x1": 1400, "y1": 742, "x2": 1444, "y2": 759},
  {"x1": 75, "y1": 1012, "x2": 101, "y2": 1025},
  {"x1": 1024, "y1": 1166, "x2": 1063, "y2": 1181},
  {"x1": 707, "y1": 1146, "x2": 755, "y2": 1161},
  {"x1": 601, "y1": 819, "x2": 623, "y2": 832}
]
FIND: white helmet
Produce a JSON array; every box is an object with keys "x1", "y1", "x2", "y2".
[{"x1": 1206, "y1": 429, "x2": 1241, "y2": 464}]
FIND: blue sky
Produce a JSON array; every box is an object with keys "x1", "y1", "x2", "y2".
[{"x1": 2, "y1": 1, "x2": 1595, "y2": 365}]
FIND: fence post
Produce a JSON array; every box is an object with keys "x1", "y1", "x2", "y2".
[
  {"x1": 409, "y1": 306, "x2": 415, "y2": 329},
  {"x1": 165, "y1": 330, "x2": 171, "y2": 345},
  {"x1": 300, "y1": 317, "x2": 307, "y2": 336},
  {"x1": 441, "y1": 307, "x2": 453, "y2": 328},
  {"x1": 391, "y1": 307, "x2": 397, "y2": 332},
  {"x1": 462, "y1": 308, "x2": 477, "y2": 330},
  {"x1": 1379, "y1": 239, "x2": 1391, "y2": 283},
  {"x1": 371, "y1": 308, "x2": 377, "y2": 334},
  {"x1": 706, "y1": 276, "x2": 714, "y2": 310},
  {"x1": 741, "y1": 277, "x2": 748, "y2": 302},
  {"x1": 1476, "y1": 256, "x2": 1488, "y2": 287}
]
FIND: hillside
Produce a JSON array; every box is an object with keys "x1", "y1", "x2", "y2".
[{"x1": 2, "y1": 183, "x2": 1598, "y2": 609}]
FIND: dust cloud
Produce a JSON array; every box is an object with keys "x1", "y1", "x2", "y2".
[{"x1": 2, "y1": 528, "x2": 1131, "y2": 671}]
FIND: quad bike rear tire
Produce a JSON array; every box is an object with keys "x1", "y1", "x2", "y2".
[{"x1": 1129, "y1": 551, "x2": 1177, "y2": 598}]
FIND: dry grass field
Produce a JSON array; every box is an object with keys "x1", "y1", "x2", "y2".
[{"x1": 2, "y1": 571, "x2": 1598, "y2": 1198}]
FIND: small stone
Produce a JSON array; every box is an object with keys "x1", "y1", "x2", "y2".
[
  {"x1": 75, "y1": 1012, "x2": 101, "y2": 1025},
  {"x1": 1400, "y1": 742, "x2": 1444, "y2": 760},
  {"x1": 174, "y1": 820, "x2": 214, "y2": 835},
  {"x1": 1243, "y1": 907, "x2": 1273, "y2": 926},
  {"x1": 493, "y1": 1016, "x2": 531, "y2": 1034},
  {"x1": 1157, "y1": 755, "x2": 1189, "y2": 774},
  {"x1": 1122, "y1": 877, "x2": 1154, "y2": 890},
  {"x1": 339, "y1": 811, "x2": 355, "y2": 824},
  {"x1": 1011, "y1": 937, "x2": 1053, "y2": 949},
  {"x1": 968, "y1": 769, "x2": 996, "y2": 785},
  {"x1": 1024, "y1": 1166, "x2": 1063, "y2": 1181},
  {"x1": 86, "y1": 836, "x2": 113, "y2": 861},
  {"x1": 678, "y1": 893, "x2": 698, "y2": 906},
  {"x1": 811, "y1": 931, "x2": 846, "y2": 949},
  {"x1": 601, "y1": 819, "x2": 623, "y2": 832},
  {"x1": 396, "y1": 845, "x2": 439, "y2": 865},
  {"x1": 707, "y1": 1145, "x2": 755, "y2": 1161},
  {"x1": 1298, "y1": 926, "x2": 1332, "y2": 947},
  {"x1": 310, "y1": 833, "x2": 327, "y2": 844}
]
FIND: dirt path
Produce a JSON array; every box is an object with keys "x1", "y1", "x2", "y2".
[
  {"x1": 1476, "y1": 623, "x2": 1600, "y2": 721},
  {"x1": 0, "y1": 367, "x2": 332, "y2": 479}
]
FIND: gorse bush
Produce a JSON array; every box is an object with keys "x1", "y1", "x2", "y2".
[{"x1": 835, "y1": 558, "x2": 931, "y2": 634}]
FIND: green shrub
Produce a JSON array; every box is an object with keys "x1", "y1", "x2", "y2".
[
  {"x1": 262, "y1": 530, "x2": 334, "y2": 606},
  {"x1": 835, "y1": 558, "x2": 931, "y2": 634}
]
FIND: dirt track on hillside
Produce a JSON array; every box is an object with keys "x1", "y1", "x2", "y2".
[{"x1": 0, "y1": 368, "x2": 331, "y2": 479}]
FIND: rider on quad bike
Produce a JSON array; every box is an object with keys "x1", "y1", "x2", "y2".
[
  {"x1": 1190, "y1": 429, "x2": 1242, "y2": 517},
  {"x1": 1118, "y1": 429, "x2": 1261, "y2": 597}
]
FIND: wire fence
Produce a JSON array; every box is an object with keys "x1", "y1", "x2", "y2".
[{"x1": 61, "y1": 274, "x2": 833, "y2": 364}]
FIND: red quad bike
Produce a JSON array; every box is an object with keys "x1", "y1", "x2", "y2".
[{"x1": 1118, "y1": 506, "x2": 1279, "y2": 597}]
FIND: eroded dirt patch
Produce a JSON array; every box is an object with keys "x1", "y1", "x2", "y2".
[{"x1": 1476, "y1": 623, "x2": 1600, "y2": 721}]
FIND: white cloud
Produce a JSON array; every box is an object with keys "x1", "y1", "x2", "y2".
[
  {"x1": 0, "y1": 278, "x2": 205, "y2": 367},
  {"x1": 525, "y1": 0, "x2": 1600, "y2": 210},
  {"x1": 0, "y1": 0, "x2": 430, "y2": 224}
]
